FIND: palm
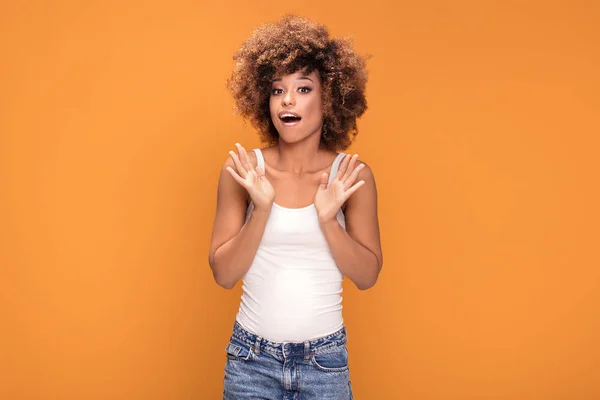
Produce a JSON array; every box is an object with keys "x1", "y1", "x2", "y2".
[
  {"x1": 226, "y1": 144, "x2": 275, "y2": 211},
  {"x1": 314, "y1": 180, "x2": 347, "y2": 220},
  {"x1": 242, "y1": 170, "x2": 275, "y2": 209},
  {"x1": 314, "y1": 154, "x2": 365, "y2": 223}
]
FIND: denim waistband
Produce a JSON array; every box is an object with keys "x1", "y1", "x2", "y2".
[{"x1": 231, "y1": 321, "x2": 347, "y2": 357}]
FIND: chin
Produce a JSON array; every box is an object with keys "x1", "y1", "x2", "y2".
[
  {"x1": 277, "y1": 127, "x2": 320, "y2": 144},
  {"x1": 278, "y1": 132, "x2": 313, "y2": 144}
]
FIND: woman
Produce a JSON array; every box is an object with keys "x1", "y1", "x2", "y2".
[{"x1": 209, "y1": 14, "x2": 383, "y2": 399}]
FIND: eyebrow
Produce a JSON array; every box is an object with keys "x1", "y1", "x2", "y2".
[{"x1": 272, "y1": 77, "x2": 314, "y2": 83}]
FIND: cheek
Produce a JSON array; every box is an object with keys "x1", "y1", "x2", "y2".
[
  {"x1": 310, "y1": 102, "x2": 324, "y2": 122},
  {"x1": 269, "y1": 98, "x2": 278, "y2": 119},
  {"x1": 307, "y1": 95, "x2": 323, "y2": 116}
]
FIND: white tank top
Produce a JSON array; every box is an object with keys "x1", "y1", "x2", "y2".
[{"x1": 235, "y1": 149, "x2": 347, "y2": 342}]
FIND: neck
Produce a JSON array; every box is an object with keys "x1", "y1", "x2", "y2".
[{"x1": 274, "y1": 137, "x2": 328, "y2": 175}]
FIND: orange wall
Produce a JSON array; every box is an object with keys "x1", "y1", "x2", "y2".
[{"x1": 1, "y1": 1, "x2": 599, "y2": 399}]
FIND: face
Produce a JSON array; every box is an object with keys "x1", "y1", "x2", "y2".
[{"x1": 269, "y1": 69, "x2": 324, "y2": 144}]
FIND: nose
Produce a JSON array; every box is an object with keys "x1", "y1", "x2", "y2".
[{"x1": 282, "y1": 92, "x2": 295, "y2": 107}]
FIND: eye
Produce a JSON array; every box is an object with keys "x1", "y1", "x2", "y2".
[
  {"x1": 271, "y1": 88, "x2": 284, "y2": 95},
  {"x1": 298, "y1": 87, "x2": 312, "y2": 93}
]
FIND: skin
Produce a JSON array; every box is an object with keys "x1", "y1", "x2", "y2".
[{"x1": 208, "y1": 69, "x2": 383, "y2": 290}]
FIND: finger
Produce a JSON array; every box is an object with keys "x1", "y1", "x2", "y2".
[
  {"x1": 229, "y1": 150, "x2": 247, "y2": 177},
  {"x1": 256, "y1": 166, "x2": 267, "y2": 180},
  {"x1": 343, "y1": 180, "x2": 365, "y2": 199},
  {"x1": 335, "y1": 154, "x2": 351, "y2": 181},
  {"x1": 343, "y1": 162, "x2": 365, "y2": 189},
  {"x1": 235, "y1": 143, "x2": 253, "y2": 172},
  {"x1": 319, "y1": 172, "x2": 328, "y2": 190},
  {"x1": 226, "y1": 166, "x2": 248, "y2": 188},
  {"x1": 341, "y1": 154, "x2": 359, "y2": 183}
]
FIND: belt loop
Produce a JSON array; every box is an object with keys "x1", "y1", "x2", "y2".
[
  {"x1": 304, "y1": 340, "x2": 310, "y2": 361},
  {"x1": 254, "y1": 336, "x2": 262, "y2": 355}
]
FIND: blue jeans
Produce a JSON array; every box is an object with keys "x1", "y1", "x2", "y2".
[{"x1": 222, "y1": 321, "x2": 354, "y2": 400}]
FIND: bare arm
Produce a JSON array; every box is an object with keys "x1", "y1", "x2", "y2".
[
  {"x1": 208, "y1": 145, "x2": 274, "y2": 289},
  {"x1": 318, "y1": 162, "x2": 383, "y2": 290}
]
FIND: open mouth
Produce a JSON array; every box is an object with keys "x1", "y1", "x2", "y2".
[{"x1": 279, "y1": 113, "x2": 302, "y2": 125}]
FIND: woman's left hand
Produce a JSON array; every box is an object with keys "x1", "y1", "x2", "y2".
[{"x1": 314, "y1": 154, "x2": 365, "y2": 224}]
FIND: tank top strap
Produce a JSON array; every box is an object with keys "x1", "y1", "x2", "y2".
[
  {"x1": 253, "y1": 148, "x2": 265, "y2": 171},
  {"x1": 328, "y1": 153, "x2": 347, "y2": 184}
]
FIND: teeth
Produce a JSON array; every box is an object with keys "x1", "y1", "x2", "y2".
[{"x1": 281, "y1": 114, "x2": 299, "y2": 118}]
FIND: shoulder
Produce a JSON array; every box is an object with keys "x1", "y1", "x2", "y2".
[
  {"x1": 355, "y1": 158, "x2": 375, "y2": 183},
  {"x1": 349, "y1": 157, "x2": 378, "y2": 199},
  {"x1": 341, "y1": 154, "x2": 376, "y2": 185},
  {"x1": 342, "y1": 155, "x2": 382, "y2": 265},
  {"x1": 341, "y1": 156, "x2": 378, "y2": 212},
  {"x1": 257, "y1": 145, "x2": 279, "y2": 168}
]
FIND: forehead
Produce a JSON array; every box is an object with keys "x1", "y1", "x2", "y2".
[{"x1": 271, "y1": 69, "x2": 320, "y2": 83}]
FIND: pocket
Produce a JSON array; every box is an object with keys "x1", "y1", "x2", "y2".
[
  {"x1": 225, "y1": 337, "x2": 254, "y2": 361},
  {"x1": 310, "y1": 344, "x2": 349, "y2": 372}
]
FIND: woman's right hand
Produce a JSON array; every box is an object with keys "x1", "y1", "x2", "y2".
[{"x1": 226, "y1": 143, "x2": 275, "y2": 212}]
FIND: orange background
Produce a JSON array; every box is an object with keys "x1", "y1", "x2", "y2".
[{"x1": 1, "y1": 1, "x2": 599, "y2": 399}]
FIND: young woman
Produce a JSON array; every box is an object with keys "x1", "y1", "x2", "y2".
[{"x1": 209, "y1": 14, "x2": 383, "y2": 399}]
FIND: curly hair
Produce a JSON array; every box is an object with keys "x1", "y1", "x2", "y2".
[{"x1": 227, "y1": 15, "x2": 370, "y2": 152}]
